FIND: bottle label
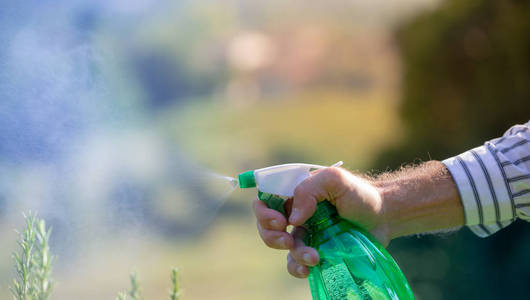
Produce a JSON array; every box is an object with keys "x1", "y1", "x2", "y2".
[{"x1": 321, "y1": 260, "x2": 364, "y2": 300}]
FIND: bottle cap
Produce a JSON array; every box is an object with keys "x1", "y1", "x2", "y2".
[{"x1": 238, "y1": 170, "x2": 256, "y2": 188}]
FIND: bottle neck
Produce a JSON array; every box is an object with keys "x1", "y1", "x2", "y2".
[{"x1": 305, "y1": 201, "x2": 341, "y2": 233}]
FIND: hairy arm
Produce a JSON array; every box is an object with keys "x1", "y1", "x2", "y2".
[{"x1": 374, "y1": 161, "x2": 465, "y2": 240}]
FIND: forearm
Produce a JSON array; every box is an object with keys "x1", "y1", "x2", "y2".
[{"x1": 374, "y1": 161, "x2": 465, "y2": 239}]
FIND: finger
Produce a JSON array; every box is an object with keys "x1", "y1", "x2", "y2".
[
  {"x1": 257, "y1": 222, "x2": 293, "y2": 250},
  {"x1": 253, "y1": 198, "x2": 288, "y2": 230},
  {"x1": 287, "y1": 253, "x2": 310, "y2": 278},
  {"x1": 289, "y1": 227, "x2": 319, "y2": 266},
  {"x1": 290, "y1": 167, "x2": 343, "y2": 226}
]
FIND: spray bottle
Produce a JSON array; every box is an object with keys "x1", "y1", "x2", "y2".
[{"x1": 238, "y1": 162, "x2": 414, "y2": 300}]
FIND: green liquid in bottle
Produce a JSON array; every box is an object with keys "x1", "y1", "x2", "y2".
[{"x1": 305, "y1": 201, "x2": 414, "y2": 300}]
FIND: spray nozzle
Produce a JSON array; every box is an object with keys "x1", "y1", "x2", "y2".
[
  {"x1": 238, "y1": 161, "x2": 343, "y2": 196},
  {"x1": 238, "y1": 161, "x2": 343, "y2": 216},
  {"x1": 238, "y1": 170, "x2": 256, "y2": 188}
]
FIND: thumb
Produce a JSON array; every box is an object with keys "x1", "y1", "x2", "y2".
[{"x1": 289, "y1": 167, "x2": 343, "y2": 226}]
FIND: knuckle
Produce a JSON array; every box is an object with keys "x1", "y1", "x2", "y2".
[
  {"x1": 259, "y1": 215, "x2": 284, "y2": 231},
  {"x1": 323, "y1": 167, "x2": 343, "y2": 182},
  {"x1": 254, "y1": 209, "x2": 265, "y2": 221},
  {"x1": 261, "y1": 230, "x2": 288, "y2": 249},
  {"x1": 256, "y1": 212, "x2": 269, "y2": 225},
  {"x1": 320, "y1": 167, "x2": 347, "y2": 190},
  {"x1": 261, "y1": 232, "x2": 275, "y2": 247}
]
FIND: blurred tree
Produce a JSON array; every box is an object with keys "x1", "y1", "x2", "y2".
[
  {"x1": 377, "y1": 0, "x2": 530, "y2": 167},
  {"x1": 376, "y1": 0, "x2": 530, "y2": 299}
]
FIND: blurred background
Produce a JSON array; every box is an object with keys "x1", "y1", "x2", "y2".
[{"x1": 1, "y1": 0, "x2": 529, "y2": 299}]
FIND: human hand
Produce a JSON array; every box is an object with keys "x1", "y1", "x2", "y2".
[{"x1": 253, "y1": 167, "x2": 388, "y2": 278}]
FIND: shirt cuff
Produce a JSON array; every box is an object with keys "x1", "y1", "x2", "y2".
[{"x1": 442, "y1": 145, "x2": 514, "y2": 237}]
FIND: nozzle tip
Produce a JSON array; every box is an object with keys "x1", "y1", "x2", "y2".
[{"x1": 238, "y1": 170, "x2": 256, "y2": 188}]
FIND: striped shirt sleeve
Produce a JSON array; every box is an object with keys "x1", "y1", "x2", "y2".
[{"x1": 442, "y1": 120, "x2": 530, "y2": 237}]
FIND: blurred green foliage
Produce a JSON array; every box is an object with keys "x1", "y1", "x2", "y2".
[
  {"x1": 376, "y1": 0, "x2": 530, "y2": 299},
  {"x1": 377, "y1": 0, "x2": 530, "y2": 168}
]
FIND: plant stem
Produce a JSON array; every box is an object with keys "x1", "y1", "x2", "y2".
[
  {"x1": 169, "y1": 267, "x2": 180, "y2": 300},
  {"x1": 128, "y1": 271, "x2": 143, "y2": 300},
  {"x1": 117, "y1": 291, "x2": 128, "y2": 300}
]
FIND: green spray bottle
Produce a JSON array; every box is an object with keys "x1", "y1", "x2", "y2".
[{"x1": 238, "y1": 162, "x2": 414, "y2": 300}]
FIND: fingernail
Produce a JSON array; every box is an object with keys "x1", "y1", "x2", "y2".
[
  {"x1": 277, "y1": 236, "x2": 286, "y2": 248},
  {"x1": 303, "y1": 253, "x2": 312, "y2": 264},
  {"x1": 269, "y1": 219, "x2": 279, "y2": 229},
  {"x1": 297, "y1": 265, "x2": 305, "y2": 275},
  {"x1": 289, "y1": 208, "x2": 301, "y2": 224}
]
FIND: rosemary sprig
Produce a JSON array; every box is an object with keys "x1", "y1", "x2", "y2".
[
  {"x1": 169, "y1": 267, "x2": 180, "y2": 300},
  {"x1": 10, "y1": 212, "x2": 55, "y2": 300},
  {"x1": 128, "y1": 271, "x2": 143, "y2": 300},
  {"x1": 33, "y1": 219, "x2": 54, "y2": 299},
  {"x1": 116, "y1": 291, "x2": 128, "y2": 300}
]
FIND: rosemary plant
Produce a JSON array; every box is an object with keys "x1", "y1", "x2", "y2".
[
  {"x1": 169, "y1": 267, "x2": 180, "y2": 300},
  {"x1": 33, "y1": 218, "x2": 54, "y2": 299},
  {"x1": 10, "y1": 212, "x2": 55, "y2": 300},
  {"x1": 128, "y1": 271, "x2": 143, "y2": 300},
  {"x1": 116, "y1": 268, "x2": 181, "y2": 300},
  {"x1": 11, "y1": 213, "x2": 181, "y2": 300},
  {"x1": 116, "y1": 291, "x2": 128, "y2": 300}
]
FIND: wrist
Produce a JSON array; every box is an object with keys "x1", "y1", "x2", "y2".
[
  {"x1": 373, "y1": 161, "x2": 465, "y2": 240},
  {"x1": 376, "y1": 180, "x2": 411, "y2": 240}
]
